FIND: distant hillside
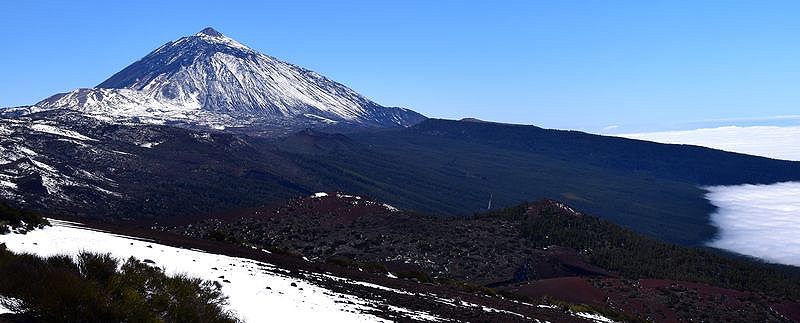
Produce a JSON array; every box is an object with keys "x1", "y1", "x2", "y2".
[
  {"x1": 4, "y1": 115, "x2": 800, "y2": 246},
  {"x1": 402, "y1": 119, "x2": 800, "y2": 185},
  {"x1": 281, "y1": 119, "x2": 800, "y2": 244}
]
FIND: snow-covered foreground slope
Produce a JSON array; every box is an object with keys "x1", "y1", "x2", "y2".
[
  {"x1": 0, "y1": 220, "x2": 426, "y2": 322},
  {"x1": 0, "y1": 300, "x2": 11, "y2": 315},
  {"x1": 619, "y1": 125, "x2": 800, "y2": 161},
  {"x1": 0, "y1": 219, "x2": 614, "y2": 322},
  {"x1": 705, "y1": 182, "x2": 800, "y2": 267}
]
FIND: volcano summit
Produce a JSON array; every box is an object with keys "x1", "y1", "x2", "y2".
[{"x1": 11, "y1": 27, "x2": 425, "y2": 136}]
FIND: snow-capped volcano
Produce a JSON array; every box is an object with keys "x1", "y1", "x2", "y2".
[{"x1": 23, "y1": 27, "x2": 425, "y2": 134}]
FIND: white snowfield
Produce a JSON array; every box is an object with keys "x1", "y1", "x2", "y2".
[
  {"x1": 0, "y1": 298, "x2": 14, "y2": 315},
  {"x1": 0, "y1": 220, "x2": 422, "y2": 322},
  {"x1": 619, "y1": 125, "x2": 800, "y2": 161},
  {"x1": 705, "y1": 181, "x2": 800, "y2": 267}
]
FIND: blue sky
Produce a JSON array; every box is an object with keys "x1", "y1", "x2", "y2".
[{"x1": 1, "y1": 0, "x2": 798, "y2": 132}]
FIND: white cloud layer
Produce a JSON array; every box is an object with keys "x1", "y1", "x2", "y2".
[
  {"x1": 619, "y1": 125, "x2": 800, "y2": 161},
  {"x1": 705, "y1": 182, "x2": 800, "y2": 267}
]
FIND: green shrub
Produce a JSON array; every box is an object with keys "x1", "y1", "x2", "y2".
[
  {"x1": 0, "y1": 202, "x2": 49, "y2": 234},
  {"x1": 0, "y1": 245, "x2": 239, "y2": 322}
]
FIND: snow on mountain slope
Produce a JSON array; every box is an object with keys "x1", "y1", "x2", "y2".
[
  {"x1": 0, "y1": 110, "x2": 201, "y2": 214},
  {"x1": 0, "y1": 117, "x2": 123, "y2": 203},
  {"x1": 24, "y1": 28, "x2": 425, "y2": 134},
  {"x1": 30, "y1": 88, "x2": 238, "y2": 128}
]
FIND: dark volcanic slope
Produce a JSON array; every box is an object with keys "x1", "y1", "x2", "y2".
[
  {"x1": 5, "y1": 115, "x2": 800, "y2": 246},
  {"x1": 0, "y1": 111, "x2": 304, "y2": 217},
  {"x1": 6, "y1": 30, "x2": 799, "y2": 249},
  {"x1": 401, "y1": 119, "x2": 800, "y2": 185},
  {"x1": 274, "y1": 119, "x2": 800, "y2": 244},
  {"x1": 165, "y1": 194, "x2": 800, "y2": 322},
  {"x1": 166, "y1": 193, "x2": 612, "y2": 286}
]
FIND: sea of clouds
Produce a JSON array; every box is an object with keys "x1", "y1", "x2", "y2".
[
  {"x1": 705, "y1": 182, "x2": 800, "y2": 267},
  {"x1": 620, "y1": 125, "x2": 800, "y2": 161},
  {"x1": 619, "y1": 125, "x2": 800, "y2": 266}
]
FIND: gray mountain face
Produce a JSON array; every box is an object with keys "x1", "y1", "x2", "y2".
[{"x1": 17, "y1": 28, "x2": 425, "y2": 135}]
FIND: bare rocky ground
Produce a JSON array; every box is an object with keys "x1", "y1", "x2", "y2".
[{"x1": 152, "y1": 193, "x2": 800, "y2": 322}]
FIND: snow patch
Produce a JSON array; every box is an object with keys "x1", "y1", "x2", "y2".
[
  {"x1": 28, "y1": 159, "x2": 57, "y2": 173},
  {"x1": 30, "y1": 123, "x2": 97, "y2": 141},
  {"x1": 304, "y1": 114, "x2": 338, "y2": 124},
  {"x1": 573, "y1": 311, "x2": 617, "y2": 323},
  {"x1": 0, "y1": 296, "x2": 21, "y2": 315},
  {"x1": 382, "y1": 204, "x2": 400, "y2": 212},
  {"x1": 0, "y1": 180, "x2": 17, "y2": 189},
  {"x1": 139, "y1": 141, "x2": 163, "y2": 148},
  {"x1": 384, "y1": 305, "x2": 445, "y2": 322},
  {"x1": 17, "y1": 146, "x2": 38, "y2": 157}
]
